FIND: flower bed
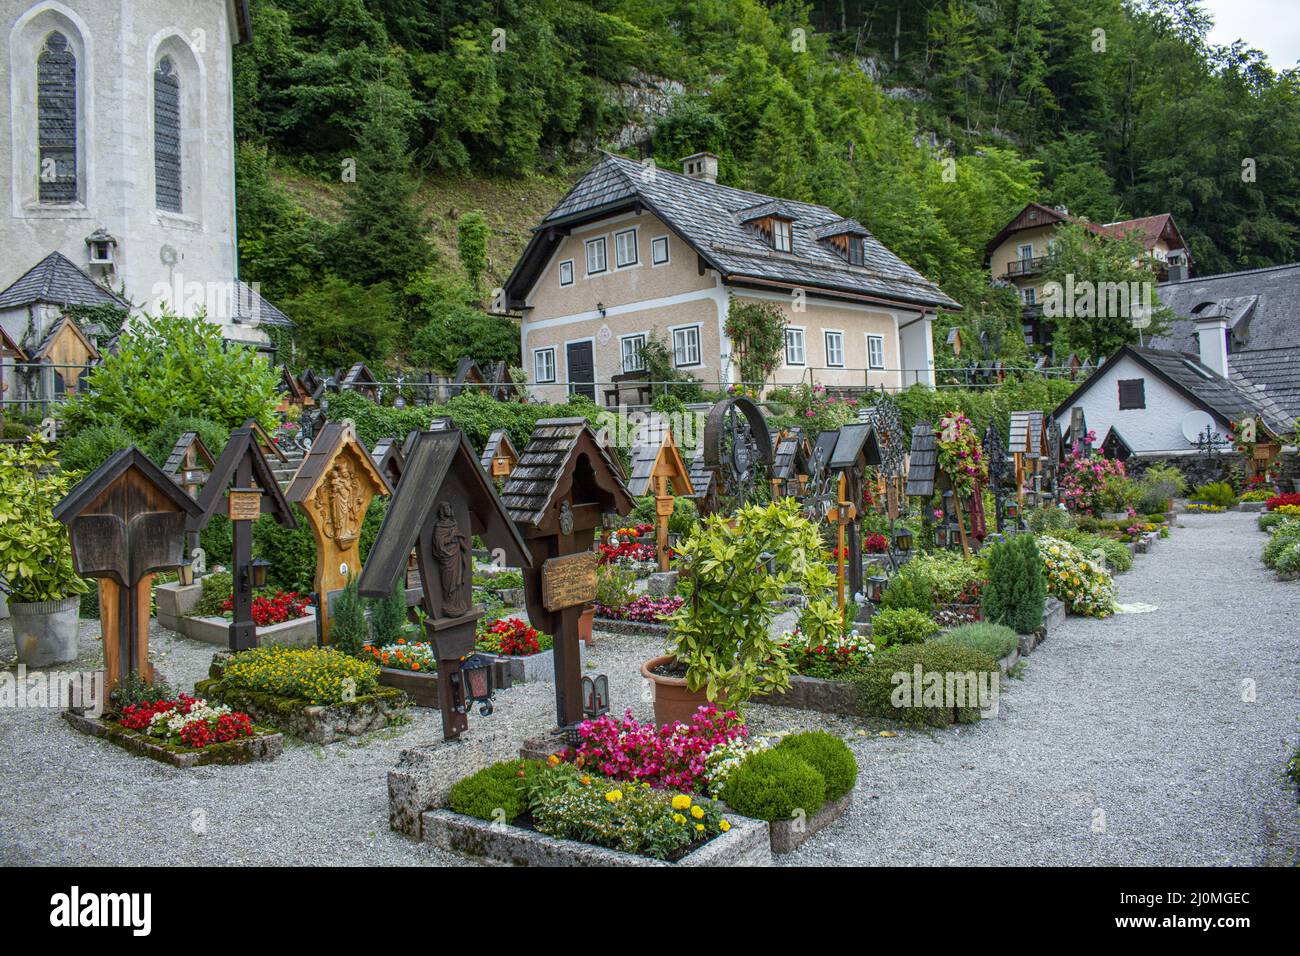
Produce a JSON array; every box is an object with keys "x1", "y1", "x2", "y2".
[
  {"x1": 568, "y1": 706, "x2": 748, "y2": 792},
  {"x1": 1266, "y1": 492, "x2": 1300, "y2": 511},
  {"x1": 63, "y1": 693, "x2": 282, "y2": 767},
  {"x1": 476, "y1": 616, "x2": 552, "y2": 656},
  {"x1": 1038, "y1": 536, "x2": 1116, "y2": 617},
  {"x1": 778, "y1": 626, "x2": 875, "y2": 681},
  {"x1": 594, "y1": 594, "x2": 683, "y2": 622},
  {"x1": 221, "y1": 590, "x2": 311, "y2": 626},
  {"x1": 197, "y1": 648, "x2": 407, "y2": 743}
]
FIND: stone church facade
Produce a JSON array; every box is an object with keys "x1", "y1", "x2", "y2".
[{"x1": 0, "y1": 0, "x2": 285, "y2": 358}]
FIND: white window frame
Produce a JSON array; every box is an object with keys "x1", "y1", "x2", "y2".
[
  {"x1": 824, "y1": 330, "x2": 845, "y2": 368},
  {"x1": 772, "y1": 219, "x2": 792, "y2": 253},
  {"x1": 558, "y1": 259, "x2": 574, "y2": 287},
  {"x1": 1023, "y1": 286, "x2": 1037, "y2": 305},
  {"x1": 784, "y1": 327, "x2": 805, "y2": 366},
  {"x1": 650, "y1": 235, "x2": 670, "y2": 266},
  {"x1": 620, "y1": 333, "x2": 647, "y2": 373},
  {"x1": 1017, "y1": 242, "x2": 1034, "y2": 260},
  {"x1": 585, "y1": 237, "x2": 607, "y2": 276},
  {"x1": 671, "y1": 325, "x2": 702, "y2": 368},
  {"x1": 867, "y1": 334, "x2": 885, "y2": 370},
  {"x1": 533, "y1": 347, "x2": 556, "y2": 384},
  {"x1": 614, "y1": 228, "x2": 639, "y2": 269}
]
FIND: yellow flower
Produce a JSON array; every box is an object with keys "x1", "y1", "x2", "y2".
[
  {"x1": 672, "y1": 813, "x2": 686, "y2": 824},
  {"x1": 690, "y1": 805, "x2": 704, "y2": 819},
  {"x1": 580, "y1": 775, "x2": 591, "y2": 786},
  {"x1": 605, "y1": 790, "x2": 622, "y2": 803},
  {"x1": 695, "y1": 823, "x2": 704, "y2": 832},
  {"x1": 719, "y1": 819, "x2": 731, "y2": 832},
  {"x1": 671, "y1": 794, "x2": 691, "y2": 811}
]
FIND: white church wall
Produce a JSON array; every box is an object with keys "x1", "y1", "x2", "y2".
[{"x1": 1, "y1": 1, "x2": 248, "y2": 336}]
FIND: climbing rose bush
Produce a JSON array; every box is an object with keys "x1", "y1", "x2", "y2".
[
  {"x1": 935, "y1": 412, "x2": 986, "y2": 497},
  {"x1": 1058, "y1": 455, "x2": 1127, "y2": 516},
  {"x1": 572, "y1": 705, "x2": 748, "y2": 792},
  {"x1": 1038, "y1": 536, "x2": 1116, "y2": 618}
]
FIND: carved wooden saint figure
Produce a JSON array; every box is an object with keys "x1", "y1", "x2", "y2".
[
  {"x1": 317, "y1": 458, "x2": 363, "y2": 546},
  {"x1": 431, "y1": 500, "x2": 471, "y2": 616}
]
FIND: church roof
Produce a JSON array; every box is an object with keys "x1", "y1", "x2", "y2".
[{"x1": 0, "y1": 253, "x2": 127, "y2": 311}]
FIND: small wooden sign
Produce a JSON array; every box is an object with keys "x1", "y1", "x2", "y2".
[
  {"x1": 541, "y1": 551, "x2": 598, "y2": 612},
  {"x1": 228, "y1": 490, "x2": 263, "y2": 521}
]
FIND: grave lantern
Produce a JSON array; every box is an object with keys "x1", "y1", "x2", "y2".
[
  {"x1": 192, "y1": 421, "x2": 297, "y2": 651},
  {"x1": 358, "y1": 427, "x2": 531, "y2": 741},
  {"x1": 501, "y1": 418, "x2": 633, "y2": 730},
  {"x1": 866, "y1": 574, "x2": 888, "y2": 604},
  {"x1": 53, "y1": 448, "x2": 203, "y2": 696},
  {"x1": 892, "y1": 526, "x2": 913, "y2": 552},
  {"x1": 247, "y1": 557, "x2": 271, "y2": 590},
  {"x1": 582, "y1": 674, "x2": 610, "y2": 720},
  {"x1": 455, "y1": 653, "x2": 496, "y2": 716}
]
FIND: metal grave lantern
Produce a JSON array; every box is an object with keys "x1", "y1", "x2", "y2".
[
  {"x1": 53, "y1": 448, "x2": 202, "y2": 696},
  {"x1": 285, "y1": 422, "x2": 391, "y2": 644},
  {"x1": 192, "y1": 422, "x2": 297, "y2": 650},
  {"x1": 583, "y1": 674, "x2": 610, "y2": 720},
  {"x1": 892, "y1": 525, "x2": 913, "y2": 553},
  {"x1": 161, "y1": 430, "x2": 215, "y2": 585},
  {"x1": 456, "y1": 653, "x2": 496, "y2": 717},
  {"x1": 500, "y1": 418, "x2": 634, "y2": 729},
  {"x1": 625, "y1": 414, "x2": 694, "y2": 572},
  {"x1": 865, "y1": 574, "x2": 888, "y2": 604},
  {"x1": 358, "y1": 427, "x2": 532, "y2": 741}
]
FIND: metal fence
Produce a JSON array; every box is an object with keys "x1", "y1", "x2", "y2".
[{"x1": 0, "y1": 361, "x2": 96, "y2": 417}]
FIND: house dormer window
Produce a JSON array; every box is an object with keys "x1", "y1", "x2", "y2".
[
  {"x1": 847, "y1": 236, "x2": 865, "y2": 265},
  {"x1": 772, "y1": 218, "x2": 792, "y2": 252}
]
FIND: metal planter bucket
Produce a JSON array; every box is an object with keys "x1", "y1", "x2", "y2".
[
  {"x1": 9, "y1": 596, "x2": 80, "y2": 667},
  {"x1": 0, "y1": 591, "x2": 8, "y2": 620}
]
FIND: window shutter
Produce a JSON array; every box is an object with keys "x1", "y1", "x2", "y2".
[
  {"x1": 37, "y1": 32, "x2": 77, "y2": 203},
  {"x1": 154, "y1": 57, "x2": 182, "y2": 213}
]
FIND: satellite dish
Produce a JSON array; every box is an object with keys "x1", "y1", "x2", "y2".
[{"x1": 1180, "y1": 410, "x2": 1216, "y2": 444}]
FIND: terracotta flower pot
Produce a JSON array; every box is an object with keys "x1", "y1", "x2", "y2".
[{"x1": 640, "y1": 654, "x2": 715, "y2": 727}]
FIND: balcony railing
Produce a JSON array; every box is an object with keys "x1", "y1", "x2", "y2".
[{"x1": 1003, "y1": 254, "x2": 1055, "y2": 278}]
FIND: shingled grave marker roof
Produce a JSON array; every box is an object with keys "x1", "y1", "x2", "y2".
[
  {"x1": 904, "y1": 423, "x2": 938, "y2": 497},
  {"x1": 500, "y1": 418, "x2": 633, "y2": 529}
]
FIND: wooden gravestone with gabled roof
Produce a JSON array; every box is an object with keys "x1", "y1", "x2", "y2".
[
  {"x1": 285, "y1": 422, "x2": 390, "y2": 643},
  {"x1": 1008, "y1": 410, "x2": 1046, "y2": 511},
  {"x1": 826, "y1": 423, "x2": 882, "y2": 605},
  {"x1": 770, "y1": 426, "x2": 811, "y2": 500},
  {"x1": 359, "y1": 426, "x2": 532, "y2": 741},
  {"x1": 479, "y1": 429, "x2": 519, "y2": 481},
  {"x1": 161, "y1": 431, "x2": 216, "y2": 585},
  {"x1": 53, "y1": 448, "x2": 202, "y2": 695},
  {"x1": 340, "y1": 362, "x2": 381, "y2": 402},
  {"x1": 193, "y1": 422, "x2": 297, "y2": 650},
  {"x1": 370, "y1": 436, "x2": 406, "y2": 490},
  {"x1": 626, "y1": 414, "x2": 694, "y2": 572},
  {"x1": 501, "y1": 418, "x2": 633, "y2": 728},
  {"x1": 1067, "y1": 407, "x2": 1091, "y2": 458}
]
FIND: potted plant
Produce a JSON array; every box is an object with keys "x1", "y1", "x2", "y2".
[
  {"x1": 648, "y1": 497, "x2": 832, "y2": 725},
  {"x1": 0, "y1": 438, "x2": 90, "y2": 665}
]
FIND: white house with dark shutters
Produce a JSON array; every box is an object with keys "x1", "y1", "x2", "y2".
[{"x1": 0, "y1": 0, "x2": 288, "y2": 359}]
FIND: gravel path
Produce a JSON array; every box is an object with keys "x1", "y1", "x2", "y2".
[
  {"x1": 786, "y1": 510, "x2": 1300, "y2": 867},
  {"x1": 0, "y1": 511, "x2": 1294, "y2": 865}
]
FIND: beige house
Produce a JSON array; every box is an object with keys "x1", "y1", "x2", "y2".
[
  {"x1": 985, "y1": 202, "x2": 1190, "y2": 349},
  {"x1": 501, "y1": 153, "x2": 958, "y2": 405}
]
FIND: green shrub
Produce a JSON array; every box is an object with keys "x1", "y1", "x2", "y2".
[
  {"x1": 776, "y1": 732, "x2": 857, "y2": 802},
  {"x1": 856, "y1": 642, "x2": 999, "y2": 727},
  {"x1": 252, "y1": 507, "x2": 317, "y2": 593},
  {"x1": 595, "y1": 562, "x2": 637, "y2": 609},
  {"x1": 58, "y1": 423, "x2": 135, "y2": 475},
  {"x1": 140, "y1": 416, "x2": 231, "y2": 468},
  {"x1": 1, "y1": 420, "x2": 31, "y2": 440},
  {"x1": 1261, "y1": 521, "x2": 1300, "y2": 568},
  {"x1": 367, "y1": 580, "x2": 409, "y2": 644},
  {"x1": 1027, "y1": 505, "x2": 1074, "y2": 533},
  {"x1": 1259, "y1": 512, "x2": 1288, "y2": 532},
  {"x1": 720, "y1": 748, "x2": 826, "y2": 821},
  {"x1": 903, "y1": 551, "x2": 984, "y2": 604},
  {"x1": 329, "y1": 577, "x2": 368, "y2": 656},
  {"x1": 109, "y1": 670, "x2": 175, "y2": 710},
  {"x1": 447, "y1": 760, "x2": 537, "y2": 821},
  {"x1": 200, "y1": 514, "x2": 233, "y2": 567},
  {"x1": 1274, "y1": 542, "x2": 1300, "y2": 575},
  {"x1": 1056, "y1": 530, "x2": 1133, "y2": 573},
  {"x1": 980, "y1": 533, "x2": 1046, "y2": 632},
  {"x1": 1191, "y1": 481, "x2": 1237, "y2": 508},
  {"x1": 879, "y1": 565, "x2": 934, "y2": 612},
  {"x1": 932, "y1": 622, "x2": 1019, "y2": 661},
  {"x1": 870, "y1": 607, "x2": 938, "y2": 646},
  {"x1": 191, "y1": 571, "x2": 233, "y2": 617}
]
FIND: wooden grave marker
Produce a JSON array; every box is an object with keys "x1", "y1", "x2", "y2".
[
  {"x1": 285, "y1": 422, "x2": 390, "y2": 643},
  {"x1": 160, "y1": 430, "x2": 215, "y2": 585},
  {"x1": 358, "y1": 427, "x2": 531, "y2": 741},
  {"x1": 626, "y1": 414, "x2": 694, "y2": 572},
  {"x1": 53, "y1": 448, "x2": 202, "y2": 695}
]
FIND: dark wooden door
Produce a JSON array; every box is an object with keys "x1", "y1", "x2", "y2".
[{"x1": 566, "y1": 341, "x2": 595, "y2": 400}]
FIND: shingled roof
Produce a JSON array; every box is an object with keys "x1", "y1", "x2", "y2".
[
  {"x1": 0, "y1": 252, "x2": 127, "y2": 311},
  {"x1": 1153, "y1": 262, "x2": 1300, "y2": 353},
  {"x1": 500, "y1": 418, "x2": 632, "y2": 527},
  {"x1": 904, "y1": 423, "x2": 937, "y2": 497},
  {"x1": 479, "y1": 429, "x2": 518, "y2": 473},
  {"x1": 770, "y1": 427, "x2": 808, "y2": 481},
  {"x1": 233, "y1": 280, "x2": 292, "y2": 327},
  {"x1": 505, "y1": 153, "x2": 959, "y2": 311}
]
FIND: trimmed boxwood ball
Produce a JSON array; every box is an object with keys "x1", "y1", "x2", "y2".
[
  {"x1": 870, "y1": 607, "x2": 937, "y2": 646},
  {"x1": 447, "y1": 760, "x2": 539, "y2": 822},
  {"x1": 720, "y1": 748, "x2": 825, "y2": 822},
  {"x1": 855, "y1": 643, "x2": 1000, "y2": 728},
  {"x1": 776, "y1": 731, "x2": 857, "y2": 802}
]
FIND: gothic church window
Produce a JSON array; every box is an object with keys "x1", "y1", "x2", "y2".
[
  {"x1": 37, "y1": 31, "x2": 77, "y2": 203},
  {"x1": 154, "y1": 56, "x2": 182, "y2": 212}
]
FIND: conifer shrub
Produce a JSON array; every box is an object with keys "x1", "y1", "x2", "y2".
[
  {"x1": 329, "y1": 577, "x2": 368, "y2": 657},
  {"x1": 980, "y1": 533, "x2": 1046, "y2": 633},
  {"x1": 367, "y1": 580, "x2": 409, "y2": 645},
  {"x1": 448, "y1": 760, "x2": 538, "y2": 822}
]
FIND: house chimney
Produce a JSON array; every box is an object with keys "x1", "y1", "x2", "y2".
[
  {"x1": 1166, "y1": 261, "x2": 1188, "y2": 282},
  {"x1": 1194, "y1": 312, "x2": 1230, "y2": 378},
  {"x1": 681, "y1": 152, "x2": 718, "y2": 184}
]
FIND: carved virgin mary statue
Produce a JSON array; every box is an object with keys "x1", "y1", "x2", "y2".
[
  {"x1": 430, "y1": 500, "x2": 471, "y2": 616},
  {"x1": 316, "y1": 459, "x2": 362, "y2": 546}
]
